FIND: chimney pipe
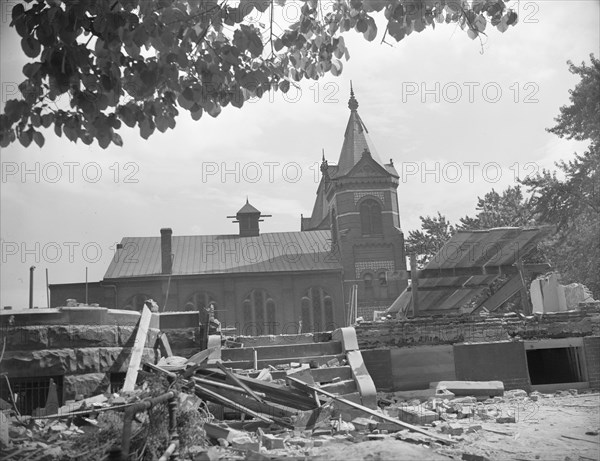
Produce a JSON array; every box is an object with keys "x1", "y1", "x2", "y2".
[
  {"x1": 29, "y1": 266, "x2": 36, "y2": 309},
  {"x1": 160, "y1": 228, "x2": 173, "y2": 274}
]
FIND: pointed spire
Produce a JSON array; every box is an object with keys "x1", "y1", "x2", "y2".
[{"x1": 348, "y1": 81, "x2": 359, "y2": 111}]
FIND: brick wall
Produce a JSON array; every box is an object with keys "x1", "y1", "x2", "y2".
[{"x1": 583, "y1": 336, "x2": 600, "y2": 389}]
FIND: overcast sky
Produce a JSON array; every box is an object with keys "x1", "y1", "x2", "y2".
[{"x1": 1, "y1": 0, "x2": 599, "y2": 309}]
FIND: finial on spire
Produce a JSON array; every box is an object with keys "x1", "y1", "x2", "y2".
[
  {"x1": 348, "y1": 81, "x2": 359, "y2": 111},
  {"x1": 322, "y1": 148, "x2": 325, "y2": 162}
]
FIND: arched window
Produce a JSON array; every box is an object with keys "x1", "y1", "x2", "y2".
[
  {"x1": 360, "y1": 199, "x2": 383, "y2": 236},
  {"x1": 184, "y1": 291, "x2": 217, "y2": 313},
  {"x1": 363, "y1": 272, "x2": 373, "y2": 288},
  {"x1": 378, "y1": 271, "x2": 388, "y2": 286},
  {"x1": 122, "y1": 293, "x2": 152, "y2": 311},
  {"x1": 301, "y1": 287, "x2": 335, "y2": 332},
  {"x1": 242, "y1": 289, "x2": 276, "y2": 335}
]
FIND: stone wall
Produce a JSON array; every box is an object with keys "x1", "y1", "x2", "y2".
[
  {"x1": 1, "y1": 307, "x2": 203, "y2": 405},
  {"x1": 355, "y1": 303, "x2": 600, "y2": 350}
]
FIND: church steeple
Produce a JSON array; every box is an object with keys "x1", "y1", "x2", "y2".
[{"x1": 335, "y1": 85, "x2": 385, "y2": 176}]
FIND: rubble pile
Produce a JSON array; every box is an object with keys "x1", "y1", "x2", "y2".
[{"x1": 1, "y1": 360, "x2": 599, "y2": 461}]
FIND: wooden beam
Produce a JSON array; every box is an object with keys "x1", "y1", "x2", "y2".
[
  {"x1": 417, "y1": 263, "x2": 550, "y2": 280},
  {"x1": 471, "y1": 275, "x2": 523, "y2": 314},
  {"x1": 123, "y1": 305, "x2": 152, "y2": 391},
  {"x1": 287, "y1": 376, "x2": 454, "y2": 445},
  {"x1": 515, "y1": 258, "x2": 532, "y2": 315}
]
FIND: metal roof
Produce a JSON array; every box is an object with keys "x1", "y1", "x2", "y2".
[
  {"x1": 387, "y1": 226, "x2": 554, "y2": 315},
  {"x1": 104, "y1": 230, "x2": 341, "y2": 279}
]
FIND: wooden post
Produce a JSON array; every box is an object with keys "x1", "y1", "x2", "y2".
[
  {"x1": 410, "y1": 254, "x2": 419, "y2": 317},
  {"x1": 515, "y1": 258, "x2": 532, "y2": 315},
  {"x1": 123, "y1": 306, "x2": 152, "y2": 391}
]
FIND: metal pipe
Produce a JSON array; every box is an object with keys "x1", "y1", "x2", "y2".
[
  {"x1": 29, "y1": 266, "x2": 36, "y2": 309},
  {"x1": 120, "y1": 391, "x2": 178, "y2": 459}
]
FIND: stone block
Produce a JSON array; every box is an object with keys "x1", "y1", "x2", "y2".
[
  {"x1": 48, "y1": 325, "x2": 118, "y2": 348},
  {"x1": 496, "y1": 416, "x2": 516, "y2": 424},
  {"x1": 4, "y1": 326, "x2": 48, "y2": 350},
  {"x1": 440, "y1": 423, "x2": 463, "y2": 436},
  {"x1": 63, "y1": 373, "x2": 109, "y2": 400},
  {"x1": 99, "y1": 347, "x2": 156, "y2": 373},
  {"x1": 2, "y1": 349, "x2": 76, "y2": 377},
  {"x1": 75, "y1": 348, "x2": 101, "y2": 373}
]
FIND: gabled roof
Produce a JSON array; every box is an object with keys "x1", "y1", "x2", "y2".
[
  {"x1": 334, "y1": 88, "x2": 386, "y2": 177},
  {"x1": 104, "y1": 230, "x2": 340, "y2": 279}
]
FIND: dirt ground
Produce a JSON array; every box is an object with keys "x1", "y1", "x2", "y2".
[{"x1": 301, "y1": 392, "x2": 600, "y2": 461}]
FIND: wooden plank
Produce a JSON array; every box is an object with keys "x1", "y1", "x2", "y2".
[
  {"x1": 157, "y1": 332, "x2": 173, "y2": 357},
  {"x1": 123, "y1": 305, "x2": 152, "y2": 391},
  {"x1": 217, "y1": 362, "x2": 265, "y2": 404},
  {"x1": 287, "y1": 376, "x2": 455, "y2": 445}
]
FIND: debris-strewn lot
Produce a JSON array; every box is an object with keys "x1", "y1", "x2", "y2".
[{"x1": 2, "y1": 354, "x2": 598, "y2": 461}]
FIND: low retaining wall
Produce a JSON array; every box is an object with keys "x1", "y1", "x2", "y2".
[{"x1": 356, "y1": 303, "x2": 600, "y2": 392}]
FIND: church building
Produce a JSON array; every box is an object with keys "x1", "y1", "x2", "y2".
[{"x1": 50, "y1": 90, "x2": 408, "y2": 334}]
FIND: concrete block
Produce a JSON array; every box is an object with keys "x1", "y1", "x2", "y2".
[
  {"x1": 62, "y1": 306, "x2": 108, "y2": 325},
  {"x1": 63, "y1": 373, "x2": 109, "y2": 400},
  {"x1": 397, "y1": 406, "x2": 438, "y2": 425},
  {"x1": 436, "y1": 381, "x2": 504, "y2": 398},
  {"x1": 99, "y1": 347, "x2": 156, "y2": 372},
  {"x1": 260, "y1": 434, "x2": 285, "y2": 450},
  {"x1": 107, "y1": 309, "x2": 141, "y2": 326},
  {"x1": 496, "y1": 416, "x2": 516, "y2": 424},
  {"x1": 440, "y1": 423, "x2": 463, "y2": 436},
  {"x1": 351, "y1": 417, "x2": 377, "y2": 432},
  {"x1": 230, "y1": 434, "x2": 260, "y2": 451},
  {"x1": 333, "y1": 327, "x2": 359, "y2": 351}
]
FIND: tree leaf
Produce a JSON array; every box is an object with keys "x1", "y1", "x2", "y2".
[
  {"x1": 19, "y1": 129, "x2": 33, "y2": 147},
  {"x1": 21, "y1": 36, "x2": 41, "y2": 58}
]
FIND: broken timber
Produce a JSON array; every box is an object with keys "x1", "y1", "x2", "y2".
[
  {"x1": 123, "y1": 305, "x2": 152, "y2": 391},
  {"x1": 287, "y1": 376, "x2": 455, "y2": 445}
]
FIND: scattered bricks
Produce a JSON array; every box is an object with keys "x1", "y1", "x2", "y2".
[
  {"x1": 441, "y1": 413, "x2": 458, "y2": 421},
  {"x1": 450, "y1": 397, "x2": 477, "y2": 405},
  {"x1": 367, "y1": 433, "x2": 387, "y2": 441},
  {"x1": 440, "y1": 423, "x2": 463, "y2": 436},
  {"x1": 397, "y1": 406, "x2": 439, "y2": 425},
  {"x1": 466, "y1": 425, "x2": 483, "y2": 434},
  {"x1": 504, "y1": 389, "x2": 528, "y2": 399},
  {"x1": 496, "y1": 416, "x2": 516, "y2": 424},
  {"x1": 458, "y1": 406, "x2": 474, "y2": 419},
  {"x1": 529, "y1": 391, "x2": 544, "y2": 401},
  {"x1": 230, "y1": 434, "x2": 260, "y2": 452},
  {"x1": 286, "y1": 437, "x2": 311, "y2": 448},
  {"x1": 260, "y1": 434, "x2": 285, "y2": 450}
]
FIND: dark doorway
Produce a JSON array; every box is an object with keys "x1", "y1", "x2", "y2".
[{"x1": 526, "y1": 347, "x2": 585, "y2": 385}]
